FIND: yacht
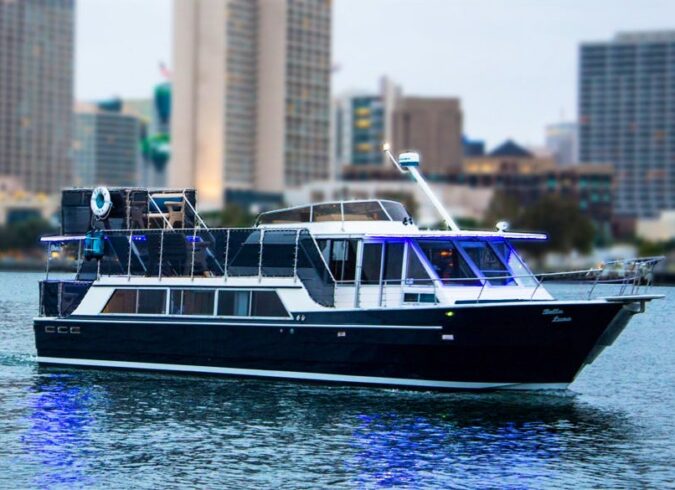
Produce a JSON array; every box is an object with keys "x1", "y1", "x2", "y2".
[{"x1": 34, "y1": 149, "x2": 663, "y2": 391}]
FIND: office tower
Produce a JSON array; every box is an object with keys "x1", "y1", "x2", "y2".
[
  {"x1": 392, "y1": 97, "x2": 463, "y2": 177},
  {"x1": 171, "y1": 0, "x2": 332, "y2": 210},
  {"x1": 73, "y1": 102, "x2": 143, "y2": 188},
  {"x1": 333, "y1": 77, "x2": 400, "y2": 173},
  {"x1": 0, "y1": 0, "x2": 74, "y2": 193},
  {"x1": 545, "y1": 122, "x2": 578, "y2": 166},
  {"x1": 579, "y1": 31, "x2": 675, "y2": 218}
]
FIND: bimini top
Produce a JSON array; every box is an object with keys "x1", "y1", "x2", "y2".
[{"x1": 256, "y1": 200, "x2": 413, "y2": 226}]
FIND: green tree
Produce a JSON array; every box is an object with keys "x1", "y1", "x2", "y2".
[
  {"x1": 482, "y1": 191, "x2": 521, "y2": 229},
  {"x1": 0, "y1": 218, "x2": 57, "y2": 252},
  {"x1": 515, "y1": 195, "x2": 595, "y2": 259},
  {"x1": 201, "y1": 205, "x2": 256, "y2": 228}
]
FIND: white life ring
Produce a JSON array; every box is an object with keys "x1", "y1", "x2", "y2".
[{"x1": 90, "y1": 186, "x2": 112, "y2": 219}]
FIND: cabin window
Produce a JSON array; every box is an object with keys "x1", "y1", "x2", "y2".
[
  {"x1": 403, "y1": 293, "x2": 437, "y2": 304},
  {"x1": 317, "y1": 239, "x2": 358, "y2": 282},
  {"x1": 258, "y1": 207, "x2": 310, "y2": 224},
  {"x1": 416, "y1": 240, "x2": 480, "y2": 286},
  {"x1": 381, "y1": 201, "x2": 410, "y2": 222},
  {"x1": 383, "y1": 242, "x2": 404, "y2": 284},
  {"x1": 342, "y1": 201, "x2": 388, "y2": 221},
  {"x1": 137, "y1": 289, "x2": 167, "y2": 314},
  {"x1": 170, "y1": 289, "x2": 215, "y2": 315},
  {"x1": 102, "y1": 289, "x2": 137, "y2": 314},
  {"x1": 312, "y1": 203, "x2": 342, "y2": 222},
  {"x1": 251, "y1": 291, "x2": 288, "y2": 317},
  {"x1": 360, "y1": 243, "x2": 383, "y2": 284},
  {"x1": 217, "y1": 290, "x2": 251, "y2": 316},
  {"x1": 406, "y1": 246, "x2": 430, "y2": 284},
  {"x1": 492, "y1": 241, "x2": 538, "y2": 287},
  {"x1": 457, "y1": 241, "x2": 513, "y2": 285}
]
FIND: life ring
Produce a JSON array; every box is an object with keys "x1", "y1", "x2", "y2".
[{"x1": 90, "y1": 186, "x2": 112, "y2": 219}]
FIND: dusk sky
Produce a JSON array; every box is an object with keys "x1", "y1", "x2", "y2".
[{"x1": 76, "y1": 0, "x2": 675, "y2": 149}]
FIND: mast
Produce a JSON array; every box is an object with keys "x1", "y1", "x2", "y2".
[{"x1": 382, "y1": 143, "x2": 460, "y2": 231}]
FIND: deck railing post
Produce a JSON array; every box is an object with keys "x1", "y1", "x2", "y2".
[
  {"x1": 190, "y1": 226, "x2": 197, "y2": 280},
  {"x1": 478, "y1": 280, "x2": 487, "y2": 302},
  {"x1": 45, "y1": 243, "x2": 52, "y2": 281},
  {"x1": 76, "y1": 240, "x2": 83, "y2": 277},
  {"x1": 127, "y1": 231, "x2": 133, "y2": 280},
  {"x1": 530, "y1": 276, "x2": 543, "y2": 300},
  {"x1": 158, "y1": 229, "x2": 165, "y2": 281},
  {"x1": 293, "y1": 229, "x2": 300, "y2": 283},
  {"x1": 223, "y1": 229, "x2": 230, "y2": 282},
  {"x1": 258, "y1": 229, "x2": 265, "y2": 282}
]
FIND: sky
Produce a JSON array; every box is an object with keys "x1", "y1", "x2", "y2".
[{"x1": 76, "y1": 0, "x2": 675, "y2": 149}]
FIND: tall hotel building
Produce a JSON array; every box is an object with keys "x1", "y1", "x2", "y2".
[
  {"x1": 171, "y1": 0, "x2": 332, "y2": 210},
  {"x1": 0, "y1": 0, "x2": 75, "y2": 194},
  {"x1": 579, "y1": 31, "x2": 675, "y2": 218}
]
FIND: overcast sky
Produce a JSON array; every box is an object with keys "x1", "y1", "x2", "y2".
[{"x1": 76, "y1": 0, "x2": 675, "y2": 149}]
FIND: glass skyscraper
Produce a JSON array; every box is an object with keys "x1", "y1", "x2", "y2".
[
  {"x1": 579, "y1": 31, "x2": 675, "y2": 218},
  {"x1": 0, "y1": 0, "x2": 74, "y2": 194}
]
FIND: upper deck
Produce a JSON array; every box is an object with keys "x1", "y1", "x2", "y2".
[{"x1": 256, "y1": 199, "x2": 547, "y2": 240}]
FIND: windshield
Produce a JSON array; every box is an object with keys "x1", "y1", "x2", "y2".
[
  {"x1": 456, "y1": 240, "x2": 514, "y2": 286},
  {"x1": 414, "y1": 238, "x2": 535, "y2": 287},
  {"x1": 416, "y1": 240, "x2": 480, "y2": 286}
]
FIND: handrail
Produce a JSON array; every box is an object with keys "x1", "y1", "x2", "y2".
[{"x1": 332, "y1": 256, "x2": 664, "y2": 303}]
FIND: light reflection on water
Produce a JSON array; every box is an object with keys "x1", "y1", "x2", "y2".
[{"x1": 0, "y1": 273, "x2": 673, "y2": 488}]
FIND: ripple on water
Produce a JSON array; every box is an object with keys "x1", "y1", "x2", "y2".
[{"x1": 0, "y1": 273, "x2": 673, "y2": 488}]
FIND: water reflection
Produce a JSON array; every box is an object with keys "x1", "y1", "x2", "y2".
[
  {"x1": 21, "y1": 368, "x2": 646, "y2": 488},
  {"x1": 21, "y1": 373, "x2": 101, "y2": 488}
]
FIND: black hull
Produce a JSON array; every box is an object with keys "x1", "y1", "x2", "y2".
[{"x1": 33, "y1": 301, "x2": 636, "y2": 391}]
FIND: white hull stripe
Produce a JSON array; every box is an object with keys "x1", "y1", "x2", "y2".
[
  {"x1": 36, "y1": 356, "x2": 569, "y2": 391},
  {"x1": 34, "y1": 318, "x2": 442, "y2": 330}
]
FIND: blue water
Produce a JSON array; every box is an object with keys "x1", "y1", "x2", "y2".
[{"x1": 0, "y1": 272, "x2": 674, "y2": 488}]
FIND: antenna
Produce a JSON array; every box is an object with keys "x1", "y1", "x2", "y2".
[{"x1": 382, "y1": 143, "x2": 460, "y2": 231}]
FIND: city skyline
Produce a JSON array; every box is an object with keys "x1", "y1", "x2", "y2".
[{"x1": 76, "y1": 0, "x2": 675, "y2": 147}]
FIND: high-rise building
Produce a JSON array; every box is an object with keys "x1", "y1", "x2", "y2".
[
  {"x1": 73, "y1": 102, "x2": 143, "y2": 188},
  {"x1": 392, "y1": 97, "x2": 463, "y2": 177},
  {"x1": 0, "y1": 0, "x2": 74, "y2": 194},
  {"x1": 579, "y1": 31, "x2": 675, "y2": 218},
  {"x1": 170, "y1": 0, "x2": 332, "y2": 210},
  {"x1": 545, "y1": 122, "x2": 578, "y2": 166},
  {"x1": 333, "y1": 78, "x2": 400, "y2": 173}
]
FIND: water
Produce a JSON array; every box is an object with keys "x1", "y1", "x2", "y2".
[{"x1": 1, "y1": 272, "x2": 674, "y2": 489}]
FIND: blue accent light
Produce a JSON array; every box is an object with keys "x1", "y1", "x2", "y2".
[
  {"x1": 131, "y1": 235, "x2": 147, "y2": 242},
  {"x1": 186, "y1": 236, "x2": 202, "y2": 243}
]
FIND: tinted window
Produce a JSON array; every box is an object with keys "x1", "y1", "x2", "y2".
[
  {"x1": 251, "y1": 291, "x2": 288, "y2": 317},
  {"x1": 320, "y1": 239, "x2": 358, "y2": 282},
  {"x1": 170, "y1": 289, "x2": 214, "y2": 315},
  {"x1": 137, "y1": 289, "x2": 166, "y2": 314},
  {"x1": 261, "y1": 231, "x2": 297, "y2": 277},
  {"x1": 228, "y1": 230, "x2": 261, "y2": 276},
  {"x1": 183, "y1": 290, "x2": 214, "y2": 315},
  {"x1": 416, "y1": 240, "x2": 480, "y2": 286},
  {"x1": 259, "y1": 207, "x2": 310, "y2": 224},
  {"x1": 361, "y1": 243, "x2": 383, "y2": 284},
  {"x1": 312, "y1": 203, "x2": 342, "y2": 222},
  {"x1": 383, "y1": 242, "x2": 404, "y2": 283},
  {"x1": 458, "y1": 241, "x2": 511, "y2": 285},
  {"x1": 492, "y1": 241, "x2": 537, "y2": 287},
  {"x1": 217, "y1": 290, "x2": 250, "y2": 316},
  {"x1": 381, "y1": 201, "x2": 410, "y2": 222},
  {"x1": 102, "y1": 289, "x2": 136, "y2": 314},
  {"x1": 342, "y1": 201, "x2": 388, "y2": 221},
  {"x1": 406, "y1": 246, "x2": 430, "y2": 283}
]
